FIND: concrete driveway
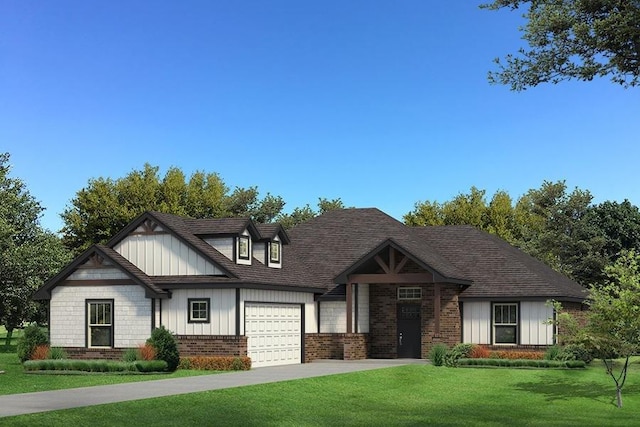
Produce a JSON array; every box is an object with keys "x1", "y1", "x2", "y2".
[{"x1": 0, "y1": 359, "x2": 427, "y2": 418}]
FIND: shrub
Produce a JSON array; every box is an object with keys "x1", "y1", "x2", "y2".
[
  {"x1": 456, "y1": 358, "x2": 585, "y2": 369},
  {"x1": 178, "y1": 356, "x2": 251, "y2": 371},
  {"x1": 48, "y1": 347, "x2": 68, "y2": 359},
  {"x1": 122, "y1": 348, "x2": 139, "y2": 363},
  {"x1": 429, "y1": 344, "x2": 448, "y2": 366},
  {"x1": 469, "y1": 345, "x2": 490, "y2": 359},
  {"x1": 135, "y1": 360, "x2": 168, "y2": 372},
  {"x1": 493, "y1": 351, "x2": 544, "y2": 360},
  {"x1": 31, "y1": 344, "x2": 50, "y2": 360},
  {"x1": 444, "y1": 343, "x2": 474, "y2": 367},
  {"x1": 544, "y1": 345, "x2": 561, "y2": 361},
  {"x1": 138, "y1": 343, "x2": 156, "y2": 361},
  {"x1": 147, "y1": 326, "x2": 180, "y2": 371},
  {"x1": 17, "y1": 325, "x2": 49, "y2": 362},
  {"x1": 23, "y1": 359, "x2": 168, "y2": 373},
  {"x1": 560, "y1": 344, "x2": 593, "y2": 364}
]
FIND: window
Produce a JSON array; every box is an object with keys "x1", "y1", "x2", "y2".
[
  {"x1": 87, "y1": 300, "x2": 113, "y2": 348},
  {"x1": 270, "y1": 240, "x2": 281, "y2": 263},
  {"x1": 398, "y1": 287, "x2": 422, "y2": 300},
  {"x1": 188, "y1": 298, "x2": 210, "y2": 323},
  {"x1": 238, "y1": 236, "x2": 250, "y2": 260},
  {"x1": 493, "y1": 303, "x2": 518, "y2": 344}
]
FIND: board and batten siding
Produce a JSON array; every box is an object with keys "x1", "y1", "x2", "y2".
[
  {"x1": 240, "y1": 289, "x2": 317, "y2": 334},
  {"x1": 319, "y1": 284, "x2": 369, "y2": 333},
  {"x1": 49, "y1": 285, "x2": 151, "y2": 348},
  {"x1": 520, "y1": 301, "x2": 554, "y2": 345},
  {"x1": 114, "y1": 234, "x2": 224, "y2": 276},
  {"x1": 463, "y1": 300, "x2": 554, "y2": 345},
  {"x1": 462, "y1": 301, "x2": 491, "y2": 344},
  {"x1": 161, "y1": 289, "x2": 236, "y2": 335}
]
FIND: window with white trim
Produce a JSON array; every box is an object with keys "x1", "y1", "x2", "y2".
[
  {"x1": 87, "y1": 300, "x2": 113, "y2": 348},
  {"x1": 398, "y1": 287, "x2": 422, "y2": 300},
  {"x1": 188, "y1": 298, "x2": 210, "y2": 323},
  {"x1": 493, "y1": 303, "x2": 518, "y2": 344},
  {"x1": 270, "y1": 240, "x2": 281, "y2": 263},
  {"x1": 238, "y1": 236, "x2": 250, "y2": 260}
]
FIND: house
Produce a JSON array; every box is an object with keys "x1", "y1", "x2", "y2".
[{"x1": 34, "y1": 208, "x2": 586, "y2": 367}]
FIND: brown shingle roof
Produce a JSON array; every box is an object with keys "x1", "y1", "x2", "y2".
[
  {"x1": 410, "y1": 225, "x2": 587, "y2": 301},
  {"x1": 286, "y1": 208, "x2": 470, "y2": 288}
]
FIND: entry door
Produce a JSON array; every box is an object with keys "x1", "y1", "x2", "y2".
[{"x1": 397, "y1": 304, "x2": 421, "y2": 358}]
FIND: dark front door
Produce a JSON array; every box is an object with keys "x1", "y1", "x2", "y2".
[{"x1": 397, "y1": 304, "x2": 421, "y2": 358}]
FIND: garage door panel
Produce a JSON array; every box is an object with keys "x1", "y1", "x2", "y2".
[{"x1": 246, "y1": 303, "x2": 301, "y2": 368}]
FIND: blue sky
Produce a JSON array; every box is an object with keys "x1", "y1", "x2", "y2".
[{"x1": 2, "y1": 1, "x2": 639, "y2": 232}]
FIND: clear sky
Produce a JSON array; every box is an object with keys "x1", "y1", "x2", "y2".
[{"x1": 2, "y1": 1, "x2": 639, "y2": 233}]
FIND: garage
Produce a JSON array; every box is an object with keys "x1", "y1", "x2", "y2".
[{"x1": 245, "y1": 302, "x2": 302, "y2": 368}]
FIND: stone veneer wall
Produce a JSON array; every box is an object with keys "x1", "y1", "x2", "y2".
[
  {"x1": 344, "y1": 333, "x2": 370, "y2": 360},
  {"x1": 369, "y1": 283, "x2": 462, "y2": 359},
  {"x1": 304, "y1": 333, "x2": 345, "y2": 362},
  {"x1": 175, "y1": 335, "x2": 247, "y2": 357},
  {"x1": 304, "y1": 333, "x2": 370, "y2": 362}
]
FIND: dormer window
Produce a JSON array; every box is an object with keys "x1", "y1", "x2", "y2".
[
  {"x1": 270, "y1": 241, "x2": 281, "y2": 263},
  {"x1": 238, "y1": 235, "x2": 250, "y2": 260}
]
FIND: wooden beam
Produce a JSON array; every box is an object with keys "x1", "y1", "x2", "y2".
[
  {"x1": 393, "y1": 255, "x2": 408, "y2": 274},
  {"x1": 389, "y1": 248, "x2": 396, "y2": 273},
  {"x1": 374, "y1": 255, "x2": 390, "y2": 274},
  {"x1": 346, "y1": 282, "x2": 353, "y2": 333},
  {"x1": 347, "y1": 273, "x2": 434, "y2": 284}
]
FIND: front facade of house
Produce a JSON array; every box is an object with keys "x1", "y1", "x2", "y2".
[{"x1": 34, "y1": 208, "x2": 586, "y2": 367}]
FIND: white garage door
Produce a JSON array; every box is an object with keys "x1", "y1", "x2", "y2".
[{"x1": 245, "y1": 303, "x2": 302, "y2": 368}]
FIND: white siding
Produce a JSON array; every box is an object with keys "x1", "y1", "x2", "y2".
[
  {"x1": 520, "y1": 301, "x2": 554, "y2": 345},
  {"x1": 320, "y1": 302, "x2": 347, "y2": 333},
  {"x1": 205, "y1": 237, "x2": 234, "y2": 260},
  {"x1": 240, "y1": 289, "x2": 317, "y2": 334},
  {"x1": 254, "y1": 242, "x2": 266, "y2": 264},
  {"x1": 462, "y1": 301, "x2": 491, "y2": 344},
  {"x1": 68, "y1": 267, "x2": 128, "y2": 281},
  {"x1": 50, "y1": 285, "x2": 151, "y2": 348},
  {"x1": 161, "y1": 289, "x2": 236, "y2": 335},
  {"x1": 114, "y1": 234, "x2": 224, "y2": 276},
  {"x1": 319, "y1": 284, "x2": 369, "y2": 333}
]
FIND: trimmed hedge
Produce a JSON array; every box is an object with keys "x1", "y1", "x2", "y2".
[
  {"x1": 179, "y1": 356, "x2": 252, "y2": 371},
  {"x1": 23, "y1": 359, "x2": 169, "y2": 373},
  {"x1": 457, "y1": 358, "x2": 585, "y2": 369}
]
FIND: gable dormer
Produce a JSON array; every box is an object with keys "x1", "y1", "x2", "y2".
[
  {"x1": 255, "y1": 223, "x2": 290, "y2": 269},
  {"x1": 236, "y1": 229, "x2": 252, "y2": 265}
]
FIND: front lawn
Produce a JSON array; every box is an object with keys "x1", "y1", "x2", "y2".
[{"x1": 4, "y1": 362, "x2": 640, "y2": 426}]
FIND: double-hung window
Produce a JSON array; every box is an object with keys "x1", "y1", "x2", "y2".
[
  {"x1": 87, "y1": 300, "x2": 113, "y2": 348},
  {"x1": 493, "y1": 303, "x2": 518, "y2": 344},
  {"x1": 270, "y1": 240, "x2": 281, "y2": 263},
  {"x1": 188, "y1": 298, "x2": 210, "y2": 323}
]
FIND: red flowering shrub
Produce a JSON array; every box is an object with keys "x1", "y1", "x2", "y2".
[
  {"x1": 179, "y1": 356, "x2": 251, "y2": 371},
  {"x1": 491, "y1": 350, "x2": 544, "y2": 360},
  {"x1": 30, "y1": 344, "x2": 50, "y2": 360},
  {"x1": 138, "y1": 344, "x2": 156, "y2": 361},
  {"x1": 469, "y1": 345, "x2": 490, "y2": 359}
]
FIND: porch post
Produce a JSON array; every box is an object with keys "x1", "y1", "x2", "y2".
[
  {"x1": 346, "y1": 282, "x2": 353, "y2": 333},
  {"x1": 434, "y1": 283, "x2": 441, "y2": 336}
]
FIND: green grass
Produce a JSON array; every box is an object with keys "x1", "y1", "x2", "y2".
[{"x1": 4, "y1": 362, "x2": 640, "y2": 426}]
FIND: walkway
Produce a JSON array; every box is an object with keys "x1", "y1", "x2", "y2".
[{"x1": 0, "y1": 359, "x2": 426, "y2": 418}]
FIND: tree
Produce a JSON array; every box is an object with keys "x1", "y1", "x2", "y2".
[
  {"x1": 404, "y1": 187, "x2": 518, "y2": 241},
  {"x1": 514, "y1": 180, "x2": 605, "y2": 285},
  {"x1": 483, "y1": 0, "x2": 640, "y2": 90},
  {"x1": 0, "y1": 153, "x2": 71, "y2": 348},
  {"x1": 61, "y1": 164, "x2": 285, "y2": 253},
  {"x1": 555, "y1": 250, "x2": 640, "y2": 408},
  {"x1": 277, "y1": 198, "x2": 347, "y2": 229}
]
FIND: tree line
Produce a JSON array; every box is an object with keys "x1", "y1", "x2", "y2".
[{"x1": 2, "y1": 154, "x2": 639, "y2": 347}]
